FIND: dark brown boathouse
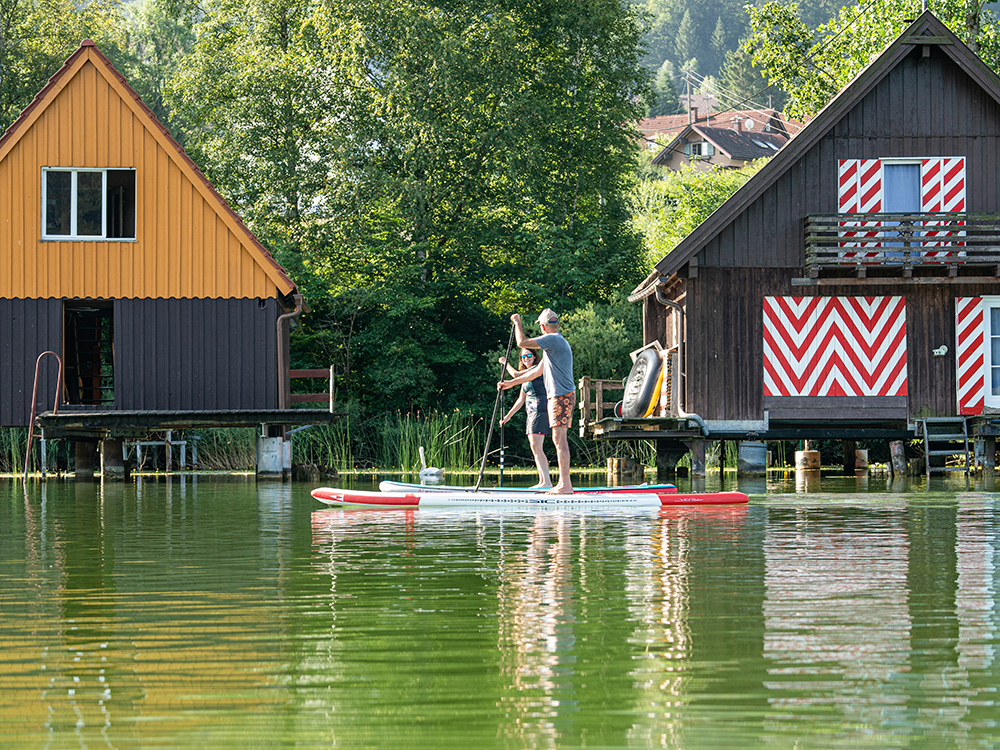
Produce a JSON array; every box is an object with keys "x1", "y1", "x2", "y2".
[
  {"x1": 0, "y1": 41, "x2": 336, "y2": 477},
  {"x1": 585, "y1": 12, "x2": 1000, "y2": 477}
]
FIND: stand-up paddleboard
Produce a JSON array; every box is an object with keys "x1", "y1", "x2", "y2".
[
  {"x1": 378, "y1": 480, "x2": 678, "y2": 494},
  {"x1": 312, "y1": 487, "x2": 748, "y2": 508}
]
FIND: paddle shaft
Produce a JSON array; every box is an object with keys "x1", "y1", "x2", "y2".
[{"x1": 475, "y1": 321, "x2": 517, "y2": 491}]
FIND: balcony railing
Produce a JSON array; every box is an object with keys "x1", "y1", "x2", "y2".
[{"x1": 804, "y1": 212, "x2": 1000, "y2": 278}]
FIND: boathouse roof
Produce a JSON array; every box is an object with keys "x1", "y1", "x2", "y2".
[
  {"x1": 0, "y1": 40, "x2": 297, "y2": 300},
  {"x1": 630, "y1": 11, "x2": 1000, "y2": 301}
]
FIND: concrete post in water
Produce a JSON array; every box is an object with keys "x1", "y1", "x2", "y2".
[
  {"x1": 100, "y1": 438, "x2": 129, "y2": 480},
  {"x1": 655, "y1": 438, "x2": 687, "y2": 481},
  {"x1": 795, "y1": 450, "x2": 820, "y2": 470},
  {"x1": 855, "y1": 449, "x2": 869, "y2": 470},
  {"x1": 75, "y1": 441, "x2": 96, "y2": 480},
  {"x1": 689, "y1": 440, "x2": 706, "y2": 477},
  {"x1": 737, "y1": 441, "x2": 767, "y2": 475},
  {"x1": 256, "y1": 436, "x2": 285, "y2": 479}
]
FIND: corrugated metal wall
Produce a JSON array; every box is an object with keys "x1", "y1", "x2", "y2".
[
  {"x1": 115, "y1": 298, "x2": 278, "y2": 411},
  {"x1": 0, "y1": 299, "x2": 63, "y2": 426},
  {"x1": 0, "y1": 298, "x2": 278, "y2": 426},
  {"x1": 0, "y1": 51, "x2": 283, "y2": 300}
]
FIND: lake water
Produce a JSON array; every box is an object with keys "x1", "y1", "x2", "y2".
[{"x1": 0, "y1": 472, "x2": 997, "y2": 748}]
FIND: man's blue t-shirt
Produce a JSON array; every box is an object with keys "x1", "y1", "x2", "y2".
[{"x1": 535, "y1": 332, "x2": 574, "y2": 398}]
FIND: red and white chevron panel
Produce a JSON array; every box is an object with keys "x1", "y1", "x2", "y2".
[
  {"x1": 764, "y1": 296, "x2": 907, "y2": 397},
  {"x1": 838, "y1": 159, "x2": 882, "y2": 253},
  {"x1": 921, "y1": 157, "x2": 966, "y2": 251},
  {"x1": 956, "y1": 297, "x2": 984, "y2": 415}
]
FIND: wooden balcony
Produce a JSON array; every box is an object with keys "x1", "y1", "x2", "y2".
[{"x1": 800, "y1": 212, "x2": 1000, "y2": 284}]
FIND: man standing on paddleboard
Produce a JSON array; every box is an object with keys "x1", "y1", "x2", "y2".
[{"x1": 498, "y1": 309, "x2": 574, "y2": 494}]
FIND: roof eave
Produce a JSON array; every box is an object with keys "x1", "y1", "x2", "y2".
[{"x1": 653, "y1": 11, "x2": 986, "y2": 278}]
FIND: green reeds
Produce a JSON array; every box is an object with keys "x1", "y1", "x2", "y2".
[
  {"x1": 0, "y1": 428, "x2": 28, "y2": 474},
  {"x1": 294, "y1": 410, "x2": 482, "y2": 472},
  {"x1": 190, "y1": 428, "x2": 257, "y2": 471}
]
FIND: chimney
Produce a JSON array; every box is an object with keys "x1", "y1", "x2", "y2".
[
  {"x1": 691, "y1": 106, "x2": 699, "y2": 123},
  {"x1": 734, "y1": 116, "x2": 743, "y2": 133}
]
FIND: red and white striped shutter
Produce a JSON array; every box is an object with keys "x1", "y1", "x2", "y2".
[
  {"x1": 956, "y1": 296, "x2": 984, "y2": 415},
  {"x1": 764, "y1": 296, "x2": 907, "y2": 397},
  {"x1": 921, "y1": 158, "x2": 965, "y2": 251},
  {"x1": 838, "y1": 159, "x2": 882, "y2": 254}
]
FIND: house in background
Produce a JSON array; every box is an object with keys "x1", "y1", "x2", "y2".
[
  {"x1": 650, "y1": 116, "x2": 792, "y2": 171},
  {"x1": 590, "y1": 12, "x2": 1000, "y2": 477},
  {"x1": 0, "y1": 40, "x2": 334, "y2": 477},
  {"x1": 638, "y1": 109, "x2": 799, "y2": 161}
]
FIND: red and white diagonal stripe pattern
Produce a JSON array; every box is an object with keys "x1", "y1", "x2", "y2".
[
  {"x1": 921, "y1": 157, "x2": 965, "y2": 251},
  {"x1": 956, "y1": 297, "x2": 984, "y2": 415},
  {"x1": 764, "y1": 296, "x2": 907, "y2": 397},
  {"x1": 839, "y1": 159, "x2": 883, "y2": 254}
]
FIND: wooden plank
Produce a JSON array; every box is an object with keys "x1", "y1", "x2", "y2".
[{"x1": 291, "y1": 369, "x2": 332, "y2": 378}]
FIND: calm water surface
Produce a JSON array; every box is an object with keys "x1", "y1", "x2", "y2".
[{"x1": 0, "y1": 472, "x2": 997, "y2": 748}]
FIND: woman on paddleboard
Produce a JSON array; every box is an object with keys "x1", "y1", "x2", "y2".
[{"x1": 498, "y1": 348, "x2": 552, "y2": 489}]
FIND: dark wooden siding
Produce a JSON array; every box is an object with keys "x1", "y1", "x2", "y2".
[
  {"x1": 0, "y1": 299, "x2": 63, "y2": 427},
  {"x1": 655, "y1": 268, "x2": 1000, "y2": 422},
  {"x1": 115, "y1": 298, "x2": 278, "y2": 411},
  {"x1": 696, "y1": 46, "x2": 1000, "y2": 271}
]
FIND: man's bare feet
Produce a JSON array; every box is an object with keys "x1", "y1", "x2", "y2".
[
  {"x1": 546, "y1": 485, "x2": 573, "y2": 495},
  {"x1": 529, "y1": 482, "x2": 553, "y2": 490}
]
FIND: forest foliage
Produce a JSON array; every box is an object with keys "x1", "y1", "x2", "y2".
[{"x1": 6, "y1": 0, "x2": 1000, "y2": 466}]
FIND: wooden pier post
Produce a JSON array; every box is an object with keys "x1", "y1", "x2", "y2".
[
  {"x1": 75, "y1": 441, "x2": 96, "y2": 480},
  {"x1": 890, "y1": 440, "x2": 907, "y2": 476},
  {"x1": 981, "y1": 436, "x2": 996, "y2": 476},
  {"x1": 841, "y1": 440, "x2": 857, "y2": 474}
]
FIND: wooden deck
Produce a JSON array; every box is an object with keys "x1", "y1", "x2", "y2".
[
  {"x1": 36, "y1": 408, "x2": 344, "y2": 440},
  {"x1": 803, "y1": 212, "x2": 1000, "y2": 280}
]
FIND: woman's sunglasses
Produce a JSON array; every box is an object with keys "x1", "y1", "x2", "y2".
[{"x1": 520, "y1": 354, "x2": 534, "y2": 359}]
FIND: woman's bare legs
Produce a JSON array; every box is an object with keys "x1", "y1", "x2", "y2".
[{"x1": 528, "y1": 433, "x2": 552, "y2": 488}]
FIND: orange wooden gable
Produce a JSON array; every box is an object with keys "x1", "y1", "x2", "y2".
[{"x1": 0, "y1": 41, "x2": 296, "y2": 300}]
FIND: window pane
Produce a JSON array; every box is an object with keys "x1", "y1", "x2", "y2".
[
  {"x1": 992, "y1": 337, "x2": 1000, "y2": 367},
  {"x1": 106, "y1": 170, "x2": 136, "y2": 239},
  {"x1": 45, "y1": 171, "x2": 71, "y2": 235},
  {"x1": 992, "y1": 366, "x2": 1000, "y2": 396},
  {"x1": 76, "y1": 171, "x2": 103, "y2": 236}
]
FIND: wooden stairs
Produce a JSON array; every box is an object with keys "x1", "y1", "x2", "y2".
[{"x1": 916, "y1": 417, "x2": 970, "y2": 479}]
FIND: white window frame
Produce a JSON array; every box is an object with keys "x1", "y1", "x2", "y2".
[
  {"x1": 41, "y1": 167, "x2": 136, "y2": 241},
  {"x1": 983, "y1": 296, "x2": 1000, "y2": 409}
]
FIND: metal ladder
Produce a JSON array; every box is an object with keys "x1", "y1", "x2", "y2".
[{"x1": 917, "y1": 417, "x2": 970, "y2": 479}]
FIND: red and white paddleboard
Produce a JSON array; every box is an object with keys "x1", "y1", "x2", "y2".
[
  {"x1": 378, "y1": 480, "x2": 678, "y2": 494},
  {"x1": 312, "y1": 487, "x2": 748, "y2": 509}
]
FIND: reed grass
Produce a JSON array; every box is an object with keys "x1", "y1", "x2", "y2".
[
  {"x1": 0, "y1": 428, "x2": 27, "y2": 473},
  {"x1": 295, "y1": 409, "x2": 483, "y2": 472},
  {"x1": 190, "y1": 428, "x2": 257, "y2": 471}
]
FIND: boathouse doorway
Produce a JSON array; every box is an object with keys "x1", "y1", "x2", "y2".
[{"x1": 64, "y1": 301, "x2": 115, "y2": 406}]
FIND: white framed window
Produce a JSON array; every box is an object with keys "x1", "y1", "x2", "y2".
[
  {"x1": 684, "y1": 141, "x2": 714, "y2": 158},
  {"x1": 42, "y1": 167, "x2": 136, "y2": 240},
  {"x1": 985, "y1": 297, "x2": 1000, "y2": 409}
]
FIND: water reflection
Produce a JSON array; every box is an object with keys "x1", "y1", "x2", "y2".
[
  {"x1": 762, "y1": 505, "x2": 913, "y2": 733},
  {"x1": 1, "y1": 479, "x2": 999, "y2": 748},
  {"x1": 495, "y1": 513, "x2": 575, "y2": 747}
]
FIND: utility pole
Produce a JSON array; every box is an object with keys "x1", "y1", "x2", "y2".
[{"x1": 684, "y1": 70, "x2": 692, "y2": 125}]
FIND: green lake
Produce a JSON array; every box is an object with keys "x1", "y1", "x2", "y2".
[{"x1": 0, "y1": 473, "x2": 997, "y2": 748}]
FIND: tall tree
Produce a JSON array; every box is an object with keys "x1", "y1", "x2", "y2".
[
  {"x1": 0, "y1": 0, "x2": 128, "y2": 133},
  {"x1": 648, "y1": 59, "x2": 684, "y2": 116},
  {"x1": 167, "y1": 0, "x2": 650, "y2": 413},
  {"x1": 745, "y1": 0, "x2": 1000, "y2": 120}
]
